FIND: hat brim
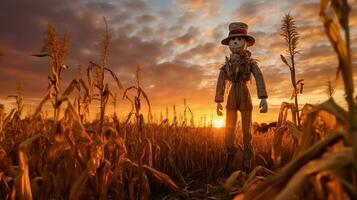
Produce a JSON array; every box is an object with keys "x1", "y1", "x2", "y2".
[{"x1": 221, "y1": 34, "x2": 255, "y2": 46}]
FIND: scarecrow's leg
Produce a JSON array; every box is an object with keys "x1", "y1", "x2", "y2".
[
  {"x1": 241, "y1": 109, "x2": 253, "y2": 172},
  {"x1": 224, "y1": 109, "x2": 238, "y2": 175}
]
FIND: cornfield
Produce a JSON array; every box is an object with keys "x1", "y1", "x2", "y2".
[{"x1": 0, "y1": 0, "x2": 356, "y2": 199}]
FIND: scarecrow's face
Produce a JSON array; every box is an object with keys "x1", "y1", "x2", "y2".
[{"x1": 229, "y1": 36, "x2": 247, "y2": 53}]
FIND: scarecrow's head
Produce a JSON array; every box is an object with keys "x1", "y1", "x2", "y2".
[
  {"x1": 228, "y1": 36, "x2": 247, "y2": 53},
  {"x1": 221, "y1": 22, "x2": 255, "y2": 54}
]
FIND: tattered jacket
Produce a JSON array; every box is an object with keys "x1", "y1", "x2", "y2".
[{"x1": 215, "y1": 51, "x2": 268, "y2": 103}]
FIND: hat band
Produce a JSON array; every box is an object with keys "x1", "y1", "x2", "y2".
[{"x1": 229, "y1": 28, "x2": 247, "y2": 35}]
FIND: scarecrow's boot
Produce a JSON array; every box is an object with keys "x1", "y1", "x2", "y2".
[
  {"x1": 223, "y1": 146, "x2": 238, "y2": 177},
  {"x1": 243, "y1": 146, "x2": 254, "y2": 173}
]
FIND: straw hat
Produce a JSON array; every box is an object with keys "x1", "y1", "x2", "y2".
[{"x1": 221, "y1": 22, "x2": 255, "y2": 46}]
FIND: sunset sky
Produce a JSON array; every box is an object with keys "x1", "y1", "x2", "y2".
[{"x1": 0, "y1": 0, "x2": 357, "y2": 124}]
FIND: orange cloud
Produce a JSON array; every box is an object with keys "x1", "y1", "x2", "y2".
[{"x1": 178, "y1": 0, "x2": 223, "y2": 17}]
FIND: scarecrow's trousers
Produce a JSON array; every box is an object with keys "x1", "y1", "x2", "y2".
[{"x1": 225, "y1": 109, "x2": 253, "y2": 172}]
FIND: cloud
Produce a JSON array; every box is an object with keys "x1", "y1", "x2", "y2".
[
  {"x1": 171, "y1": 26, "x2": 199, "y2": 45},
  {"x1": 109, "y1": 34, "x2": 168, "y2": 69},
  {"x1": 136, "y1": 14, "x2": 157, "y2": 24},
  {"x1": 233, "y1": 0, "x2": 280, "y2": 28},
  {"x1": 140, "y1": 60, "x2": 214, "y2": 106},
  {"x1": 176, "y1": 42, "x2": 224, "y2": 62},
  {"x1": 166, "y1": 11, "x2": 198, "y2": 38},
  {"x1": 121, "y1": 0, "x2": 148, "y2": 11},
  {"x1": 177, "y1": 0, "x2": 223, "y2": 17},
  {"x1": 0, "y1": 0, "x2": 155, "y2": 98}
]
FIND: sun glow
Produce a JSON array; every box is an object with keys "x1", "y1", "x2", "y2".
[{"x1": 213, "y1": 119, "x2": 225, "y2": 128}]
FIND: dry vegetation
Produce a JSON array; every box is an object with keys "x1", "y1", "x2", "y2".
[{"x1": 0, "y1": 0, "x2": 356, "y2": 199}]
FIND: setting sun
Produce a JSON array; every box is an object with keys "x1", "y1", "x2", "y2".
[{"x1": 213, "y1": 119, "x2": 225, "y2": 128}]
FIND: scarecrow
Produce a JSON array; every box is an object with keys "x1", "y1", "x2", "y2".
[{"x1": 215, "y1": 22, "x2": 268, "y2": 173}]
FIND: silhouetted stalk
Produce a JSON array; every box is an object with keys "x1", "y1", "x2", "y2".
[
  {"x1": 77, "y1": 64, "x2": 83, "y2": 121},
  {"x1": 123, "y1": 64, "x2": 153, "y2": 196},
  {"x1": 99, "y1": 18, "x2": 109, "y2": 135},
  {"x1": 280, "y1": 14, "x2": 303, "y2": 127},
  {"x1": 87, "y1": 18, "x2": 122, "y2": 137},
  {"x1": 33, "y1": 24, "x2": 69, "y2": 126},
  {"x1": 326, "y1": 79, "x2": 335, "y2": 98},
  {"x1": 320, "y1": 0, "x2": 355, "y2": 131}
]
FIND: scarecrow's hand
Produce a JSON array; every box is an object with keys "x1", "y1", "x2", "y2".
[
  {"x1": 217, "y1": 103, "x2": 223, "y2": 116},
  {"x1": 259, "y1": 98, "x2": 268, "y2": 113}
]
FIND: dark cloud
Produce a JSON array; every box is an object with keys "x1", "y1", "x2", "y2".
[
  {"x1": 116, "y1": 23, "x2": 137, "y2": 35},
  {"x1": 299, "y1": 44, "x2": 334, "y2": 61},
  {"x1": 233, "y1": 0, "x2": 276, "y2": 27},
  {"x1": 290, "y1": 2, "x2": 319, "y2": 25},
  {"x1": 109, "y1": 34, "x2": 165, "y2": 68},
  {"x1": 86, "y1": 2, "x2": 119, "y2": 14},
  {"x1": 121, "y1": 0, "x2": 148, "y2": 11},
  {"x1": 176, "y1": 42, "x2": 219, "y2": 60},
  {"x1": 136, "y1": 14, "x2": 157, "y2": 24},
  {"x1": 0, "y1": 0, "x2": 158, "y2": 100},
  {"x1": 172, "y1": 26, "x2": 199, "y2": 45},
  {"x1": 141, "y1": 60, "x2": 212, "y2": 105},
  {"x1": 166, "y1": 11, "x2": 197, "y2": 37},
  {"x1": 234, "y1": 1, "x2": 259, "y2": 19}
]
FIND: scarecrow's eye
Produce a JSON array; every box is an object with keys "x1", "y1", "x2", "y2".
[{"x1": 238, "y1": 38, "x2": 241, "y2": 41}]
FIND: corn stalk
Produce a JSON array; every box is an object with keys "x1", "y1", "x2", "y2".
[
  {"x1": 123, "y1": 65, "x2": 152, "y2": 132},
  {"x1": 123, "y1": 64, "x2": 153, "y2": 195},
  {"x1": 280, "y1": 14, "x2": 303, "y2": 127},
  {"x1": 75, "y1": 64, "x2": 84, "y2": 121},
  {"x1": 183, "y1": 98, "x2": 194, "y2": 127},
  {"x1": 0, "y1": 105, "x2": 4, "y2": 141},
  {"x1": 88, "y1": 18, "x2": 123, "y2": 136},
  {"x1": 326, "y1": 78, "x2": 336, "y2": 97},
  {"x1": 320, "y1": 0, "x2": 355, "y2": 131},
  {"x1": 8, "y1": 82, "x2": 24, "y2": 119},
  {"x1": 320, "y1": 0, "x2": 357, "y2": 180},
  {"x1": 32, "y1": 24, "x2": 69, "y2": 124}
]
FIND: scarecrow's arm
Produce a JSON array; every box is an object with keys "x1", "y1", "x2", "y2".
[
  {"x1": 251, "y1": 63, "x2": 268, "y2": 99},
  {"x1": 215, "y1": 68, "x2": 226, "y2": 103}
]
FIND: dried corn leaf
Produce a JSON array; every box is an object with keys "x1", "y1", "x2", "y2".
[
  {"x1": 69, "y1": 169, "x2": 90, "y2": 200},
  {"x1": 245, "y1": 131, "x2": 345, "y2": 200},
  {"x1": 245, "y1": 166, "x2": 274, "y2": 187},
  {"x1": 14, "y1": 134, "x2": 43, "y2": 200},
  {"x1": 66, "y1": 101, "x2": 92, "y2": 142},
  {"x1": 310, "y1": 98, "x2": 348, "y2": 124},
  {"x1": 60, "y1": 79, "x2": 79, "y2": 99},
  {"x1": 275, "y1": 147, "x2": 353, "y2": 200},
  {"x1": 280, "y1": 54, "x2": 290, "y2": 68},
  {"x1": 30, "y1": 94, "x2": 50, "y2": 121},
  {"x1": 143, "y1": 164, "x2": 180, "y2": 192},
  {"x1": 31, "y1": 53, "x2": 51, "y2": 57},
  {"x1": 104, "y1": 68, "x2": 123, "y2": 89},
  {"x1": 129, "y1": 176, "x2": 139, "y2": 200},
  {"x1": 223, "y1": 170, "x2": 245, "y2": 191}
]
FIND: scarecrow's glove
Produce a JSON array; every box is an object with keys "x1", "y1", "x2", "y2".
[
  {"x1": 216, "y1": 103, "x2": 223, "y2": 116},
  {"x1": 259, "y1": 98, "x2": 268, "y2": 113}
]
